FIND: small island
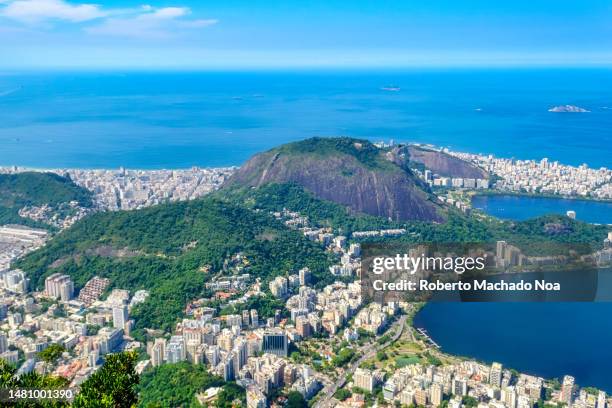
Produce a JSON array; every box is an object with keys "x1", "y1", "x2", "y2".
[{"x1": 548, "y1": 104, "x2": 590, "y2": 113}]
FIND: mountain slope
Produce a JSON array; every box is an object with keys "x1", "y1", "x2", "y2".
[
  {"x1": 226, "y1": 137, "x2": 444, "y2": 222},
  {"x1": 16, "y1": 197, "x2": 332, "y2": 331},
  {"x1": 405, "y1": 145, "x2": 487, "y2": 178},
  {"x1": 0, "y1": 172, "x2": 92, "y2": 227}
]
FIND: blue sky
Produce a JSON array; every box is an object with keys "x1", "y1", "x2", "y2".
[{"x1": 1, "y1": 0, "x2": 611, "y2": 69}]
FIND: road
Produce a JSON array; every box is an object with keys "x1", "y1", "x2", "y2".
[{"x1": 314, "y1": 314, "x2": 407, "y2": 408}]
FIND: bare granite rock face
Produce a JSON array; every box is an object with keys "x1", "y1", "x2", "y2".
[
  {"x1": 226, "y1": 137, "x2": 444, "y2": 222},
  {"x1": 405, "y1": 145, "x2": 488, "y2": 179}
]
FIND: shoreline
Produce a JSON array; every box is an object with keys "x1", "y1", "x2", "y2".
[{"x1": 0, "y1": 165, "x2": 238, "y2": 172}]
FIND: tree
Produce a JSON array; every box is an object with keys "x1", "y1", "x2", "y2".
[
  {"x1": 334, "y1": 389, "x2": 352, "y2": 401},
  {"x1": 462, "y1": 396, "x2": 478, "y2": 408},
  {"x1": 376, "y1": 350, "x2": 388, "y2": 361},
  {"x1": 215, "y1": 382, "x2": 246, "y2": 408},
  {"x1": 286, "y1": 391, "x2": 308, "y2": 408},
  {"x1": 38, "y1": 344, "x2": 66, "y2": 364},
  {"x1": 377, "y1": 391, "x2": 386, "y2": 405},
  {"x1": 331, "y1": 348, "x2": 355, "y2": 367},
  {"x1": 0, "y1": 358, "x2": 70, "y2": 408},
  {"x1": 73, "y1": 351, "x2": 139, "y2": 408},
  {"x1": 138, "y1": 362, "x2": 223, "y2": 407}
]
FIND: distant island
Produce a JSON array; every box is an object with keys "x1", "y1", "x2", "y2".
[{"x1": 548, "y1": 104, "x2": 590, "y2": 113}]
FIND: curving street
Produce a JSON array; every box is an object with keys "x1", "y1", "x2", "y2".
[{"x1": 315, "y1": 314, "x2": 407, "y2": 408}]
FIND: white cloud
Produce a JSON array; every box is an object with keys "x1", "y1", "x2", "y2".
[
  {"x1": 0, "y1": 1, "x2": 217, "y2": 38},
  {"x1": 85, "y1": 7, "x2": 217, "y2": 39},
  {"x1": 0, "y1": 0, "x2": 105, "y2": 23},
  {"x1": 148, "y1": 7, "x2": 187, "y2": 20}
]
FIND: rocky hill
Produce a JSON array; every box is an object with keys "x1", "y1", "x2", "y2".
[
  {"x1": 225, "y1": 137, "x2": 444, "y2": 222},
  {"x1": 405, "y1": 145, "x2": 487, "y2": 179}
]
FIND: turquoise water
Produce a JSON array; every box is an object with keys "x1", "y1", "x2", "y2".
[
  {"x1": 472, "y1": 195, "x2": 612, "y2": 224},
  {"x1": 0, "y1": 69, "x2": 611, "y2": 168}
]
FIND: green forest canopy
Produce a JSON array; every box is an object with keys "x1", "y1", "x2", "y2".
[{"x1": 0, "y1": 172, "x2": 92, "y2": 226}]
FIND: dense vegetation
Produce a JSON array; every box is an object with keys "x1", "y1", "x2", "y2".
[
  {"x1": 331, "y1": 347, "x2": 356, "y2": 367},
  {"x1": 73, "y1": 352, "x2": 140, "y2": 408},
  {"x1": 286, "y1": 391, "x2": 308, "y2": 408},
  {"x1": 0, "y1": 358, "x2": 70, "y2": 407},
  {"x1": 277, "y1": 137, "x2": 393, "y2": 170},
  {"x1": 137, "y1": 362, "x2": 224, "y2": 407},
  {"x1": 220, "y1": 182, "x2": 608, "y2": 252},
  {"x1": 0, "y1": 172, "x2": 92, "y2": 226},
  {"x1": 16, "y1": 197, "x2": 333, "y2": 332},
  {"x1": 219, "y1": 182, "x2": 401, "y2": 235},
  {"x1": 214, "y1": 382, "x2": 246, "y2": 408},
  {"x1": 38, "y1": 344, "x2": 66, "y2": 364},
  {"x1": 0, "y1": 351, "x2": 138, "y2": 408}
]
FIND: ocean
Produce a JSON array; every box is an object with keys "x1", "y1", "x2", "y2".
[{"x1": 0, "y1": 69, "x2": 611, "y2": 169}]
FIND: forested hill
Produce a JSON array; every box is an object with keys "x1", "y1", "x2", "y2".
[
  {"x1": 15, "y1": 197, "x2": 332, "y2": 331},
  {"x1": 0, "y1": 172, "x2": 92, "y2": 226}
]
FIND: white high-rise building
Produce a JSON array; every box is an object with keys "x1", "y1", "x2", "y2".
[
  {"x1": 151, "y1": 338, "x2": 166, "y2": 367},
  {"x1": 502, "y1": 386, "x2": 517, "y2": 408},
  {"x1": 0, "y1": 332, "x2": 7, "y2": 354},
  {"x1": 246, "y1": 386, "x2": 266, "y2": 408},
  {"x1": 3, "y1": 270, "x2": 28, "y2": 294},
  {"x1": 597, "y1": 391, "x2": 607, "y2": 408},
  {"x1": 269, "y1": 276, "x2": 288, "y2": 298},
  {"x1": 298, "y1": 267, "x2": 311, "y2": 286},
  {"x1": 354, "y1": 368, "x2": 375, "y2": 392},
  {"x1": 165, "y1": 336, "x2": 186, "y2": 363},
  {"x1": 112, "y1": 304, "x2": 129, "y2": 330},
  {"x1": 44, "y1": 273, "x2": 74, "y2": 301},
  {"x1": 232, "y1": 338, "x2": 248, "y2": 372},
  {"x1": 489, "y1": 362, "x2": 503, "y2": 387},
  {"x1": 452, "y1": 378, "x2": 467, "y2": 397},
  {"x1": 561, "y1": 375, "x2": 575, "y2": 406},
  {"x1": 430, "y1": 383, "x2": 443, "y2": 407}
]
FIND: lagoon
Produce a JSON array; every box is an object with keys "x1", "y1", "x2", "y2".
[
  {"x1": 414, "y1": 301, "x2": 612, "y2": 391},
  {"x1": 472, "y1": 194, "x2": 612, "y2": 224},
  {"x1": 417, "y1": 195, "x2": 612, "y2": 390}
]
